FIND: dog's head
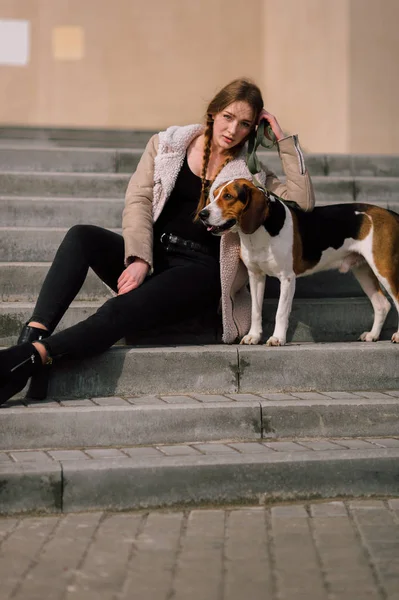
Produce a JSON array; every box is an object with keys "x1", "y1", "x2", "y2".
[{"x1": 199, "y1": 179, "x2": 270, "y2": 235}]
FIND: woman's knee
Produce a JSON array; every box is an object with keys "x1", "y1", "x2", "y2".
[
  {"x1": 62, "y1": 224, "x2": 106, "y2": 258},
  {"x1": 64, "y1": 224, "x2": 98, "y2": 244}
]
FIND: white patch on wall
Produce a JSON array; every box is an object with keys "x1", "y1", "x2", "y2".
[{"x1": 0, "y1": 19, "x2": 30, "y2": 66}]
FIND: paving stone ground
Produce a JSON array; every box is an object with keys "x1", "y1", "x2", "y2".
[
  {"x1": 0, "y1": 499, "x2": 398, "y2": 600},
  {"x1": 2, "y1": 436, "x2": 399, "y2": 464},
  {"x1": 0, "y1": 438, "x2": 399, "y2": 466},
  {"x1": 3, "y1": 389, "x2": 399, "y2": 408}
]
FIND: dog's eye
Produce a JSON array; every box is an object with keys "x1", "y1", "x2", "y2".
[{"x1": 224, "y1": 193, "x2": 233, "y2": 200}]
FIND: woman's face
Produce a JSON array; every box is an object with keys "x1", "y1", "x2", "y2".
[{"x1": 212, "y1": 101, "x2": 255, "y2": 152}]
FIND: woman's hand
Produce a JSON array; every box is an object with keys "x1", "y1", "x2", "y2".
[
  {"x1": 117, "y1": 258, "x2": 149, "y2": 295},
  {"x1": 258, "y1": 108, "x2": 285, "y2": 142}
]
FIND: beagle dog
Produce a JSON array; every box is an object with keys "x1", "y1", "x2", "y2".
[{"x1": 199, "y1": 178, "x2": 399, "y2": 346}]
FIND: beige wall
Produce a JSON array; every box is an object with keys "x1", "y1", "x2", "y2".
[
  {"x1": 349, "y1": 0, "x2": 399, "y2": 153},
  {"x1": 262, "y1": 0, "x2": 399, "y2": 153},
  {"x1": 0, "y1": 0, "x2": 399, "y2": 154},
  {"x1": 0, "y1": 0, "x2": 263, "y2": 129},
  {"x1": 262, "y1": 0, "x2": 350, "y2": 153}
]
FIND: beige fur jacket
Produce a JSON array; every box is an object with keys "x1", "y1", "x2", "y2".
[{"x1": 122, "y1": 124, "x2": 315, "y2": 343}]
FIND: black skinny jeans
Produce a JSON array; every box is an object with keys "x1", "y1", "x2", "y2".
[{"x1": 31, "y1": 225, "x2": 221, "y2": 359}]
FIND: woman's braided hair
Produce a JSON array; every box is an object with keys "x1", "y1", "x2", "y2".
[{"x1": 195, "y1": 78, "x2": 264, "y2": 220}]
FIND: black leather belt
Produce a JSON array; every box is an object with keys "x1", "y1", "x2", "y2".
[{"x1": 160, "y1": 233, "x2": 212, "y2": 256}]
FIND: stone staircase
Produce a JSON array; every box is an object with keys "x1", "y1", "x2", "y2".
[
  {"x1": 1, "y1": 140, "x2": 399, "y2": 348},
  {"x1": 0, "y1": 128, "x2": 398, "y2": 514}
]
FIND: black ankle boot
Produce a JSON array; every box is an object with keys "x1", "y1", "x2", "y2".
[
  {"x1": 0, "y1": 343, "x2": 43, "y2": 406},
  {"x1": 17, "y1": 324, "x2": 51, "y2": 400}
]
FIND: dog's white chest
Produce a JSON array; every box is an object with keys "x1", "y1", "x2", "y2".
[
  {"x1": 241, "y1": 241, "x2": 276, "y2": 274},
  {"x1": 239, "y1": 221, "x2": 294, "y2": 277}
]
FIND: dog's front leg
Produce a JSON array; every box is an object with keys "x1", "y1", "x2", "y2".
[
  {"x1": 240, "y1": 270, "x2": 266, "y2": 345},
  {"x1": 266, "y1": 276, "x2": 296, "y2": 346}
]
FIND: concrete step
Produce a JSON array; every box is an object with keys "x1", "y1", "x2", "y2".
[
  {"x1": 0, "y1": 172, "x2": 129, "y2": 198},
  {"x1": 0, "y1": 227, "x2": 120, "y2": 262},
  {"x1": 0, "y1": 262, "x2": 368, "y2": 302},
  {"x1": 1, "y1": 437, "x2": 398, "y2": 514},
  {"x1": 2, "y1": 391, "x2": 399, "y2": 451},
  {"x1": 0, "y1": 263, "x2": 110, "y2": 302},
  {"x1": 263, "y1": 154, "x2": 399, "y2": 179},
  {"x1": 0, "y1": 147, "x2": 141, "y2": 173},
  {"x1": 0, "y1": 342, "x2": 396, "y2": 400},
  {"x1": 1, "y1": 172, "x2": 399, "y2": 207},
  {"x1": 3, "y1": 199, "x2": 399, "y2": 252},
  {"x1": 263, "y1": 297, "x2": 397, "y2": 343},
  {"x1": 307, "y1": 153, "x2": 399, "y2": 178},
  {"x1": 0, "y1": 261, "x2": 367, "y2": 303},
  {"x1": 1, "y1": 140, "x2": 399, "y2": 177},
  {"x1": 0, "y1": 302, "x2": 102, "y2": 346},
  {"x1": 1, "y1": 193, "x2": 398, "y2": 230},
  {"x1": 0, "y1": 147, "x2": 301, "y2": 175},
  {"x1": 309, "y1": 177, "x2": 399, "y2": 205},
  {"x1": 0, "y1": 148, "x2": 320, "y2": 176},
  {"x1": 0, "y1": 298, "x2": 396, "y2": 346},
  {"x1": 0, "y1": 196, "x2": 124, "y2": 228},
  {"x1": 0, "y1": 126, "x2": 156, "y2": 147},
  {"x1": 0, "y1": 301, "x2": 219, "y2": 347}
]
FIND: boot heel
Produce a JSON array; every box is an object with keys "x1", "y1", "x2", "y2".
[
  {"x1": 0, "y1": 344, "x2": 41, "y2": 407},
  {"x1": 17, "y1": 324, "x2": 51, "y2": 401},
  {"x1": 0, "y1": 380, "x2": 24, "y2": 406},
  {"x1": 26, "y1": 368, "x2": 50, "y2": 400}
]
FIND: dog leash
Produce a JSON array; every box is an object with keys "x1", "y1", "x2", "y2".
[
  {"x1": 246, "y1": 120, "x2": 276, "y2": 181},
  {"x1": 246, "y1": 120, "x2": 299, "y2": 210}
]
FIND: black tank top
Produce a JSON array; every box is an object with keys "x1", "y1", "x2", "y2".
[{"x1": 153, "y1": 154, "x2": 220, "y2": 257}]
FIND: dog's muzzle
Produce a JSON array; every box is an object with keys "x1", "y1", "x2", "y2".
[{"x1": 199, "y1": 208, "x2": 236, "y2": 235}]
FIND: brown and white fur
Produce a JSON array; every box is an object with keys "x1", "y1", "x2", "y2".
[{"x1": 199, "y1": 178, "x2": 399, "y2": 346}]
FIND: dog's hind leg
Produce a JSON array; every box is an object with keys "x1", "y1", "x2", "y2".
[
  {"x1": 352, "y1": 263, "x2": 391, "y2": 341},
  {"x1": 369, "y1": 217, "x2": 399, "y2": 343},
  {"x1": 388, "y1": 276, "x2": 399, "y2": 342},
  {"x1": 371, "y1": 264, "x2": 399, "y2": 343},
  {"x1": 390, "y1": 296, "x2": 399, "y2": 343}
]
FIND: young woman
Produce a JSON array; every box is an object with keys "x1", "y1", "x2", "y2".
[{"x1": 0, "y1": 78, "x2": 315, "y2": 406}]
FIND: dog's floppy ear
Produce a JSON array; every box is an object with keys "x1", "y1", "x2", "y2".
[{"x1": 239, "y1": 184, "x2": 268, "y2": 234}]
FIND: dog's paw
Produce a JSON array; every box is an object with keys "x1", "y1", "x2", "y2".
[
  {"x1": 391, "y1": 332, "x2": 399, "y2": 343},
  {"x1": 240, "y1": 333, "x2": 261, "y2": 345},
  {"x1": 359, "y1": 331, "x2": 379, "y2": 342},
  {"x1": 265, "y1": 336, "x2": 285, "y2": 347}
]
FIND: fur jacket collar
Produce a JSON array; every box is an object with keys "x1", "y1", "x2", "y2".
[{"x1": 153, "y1": 124, "x2": 266, "y2": 219}]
